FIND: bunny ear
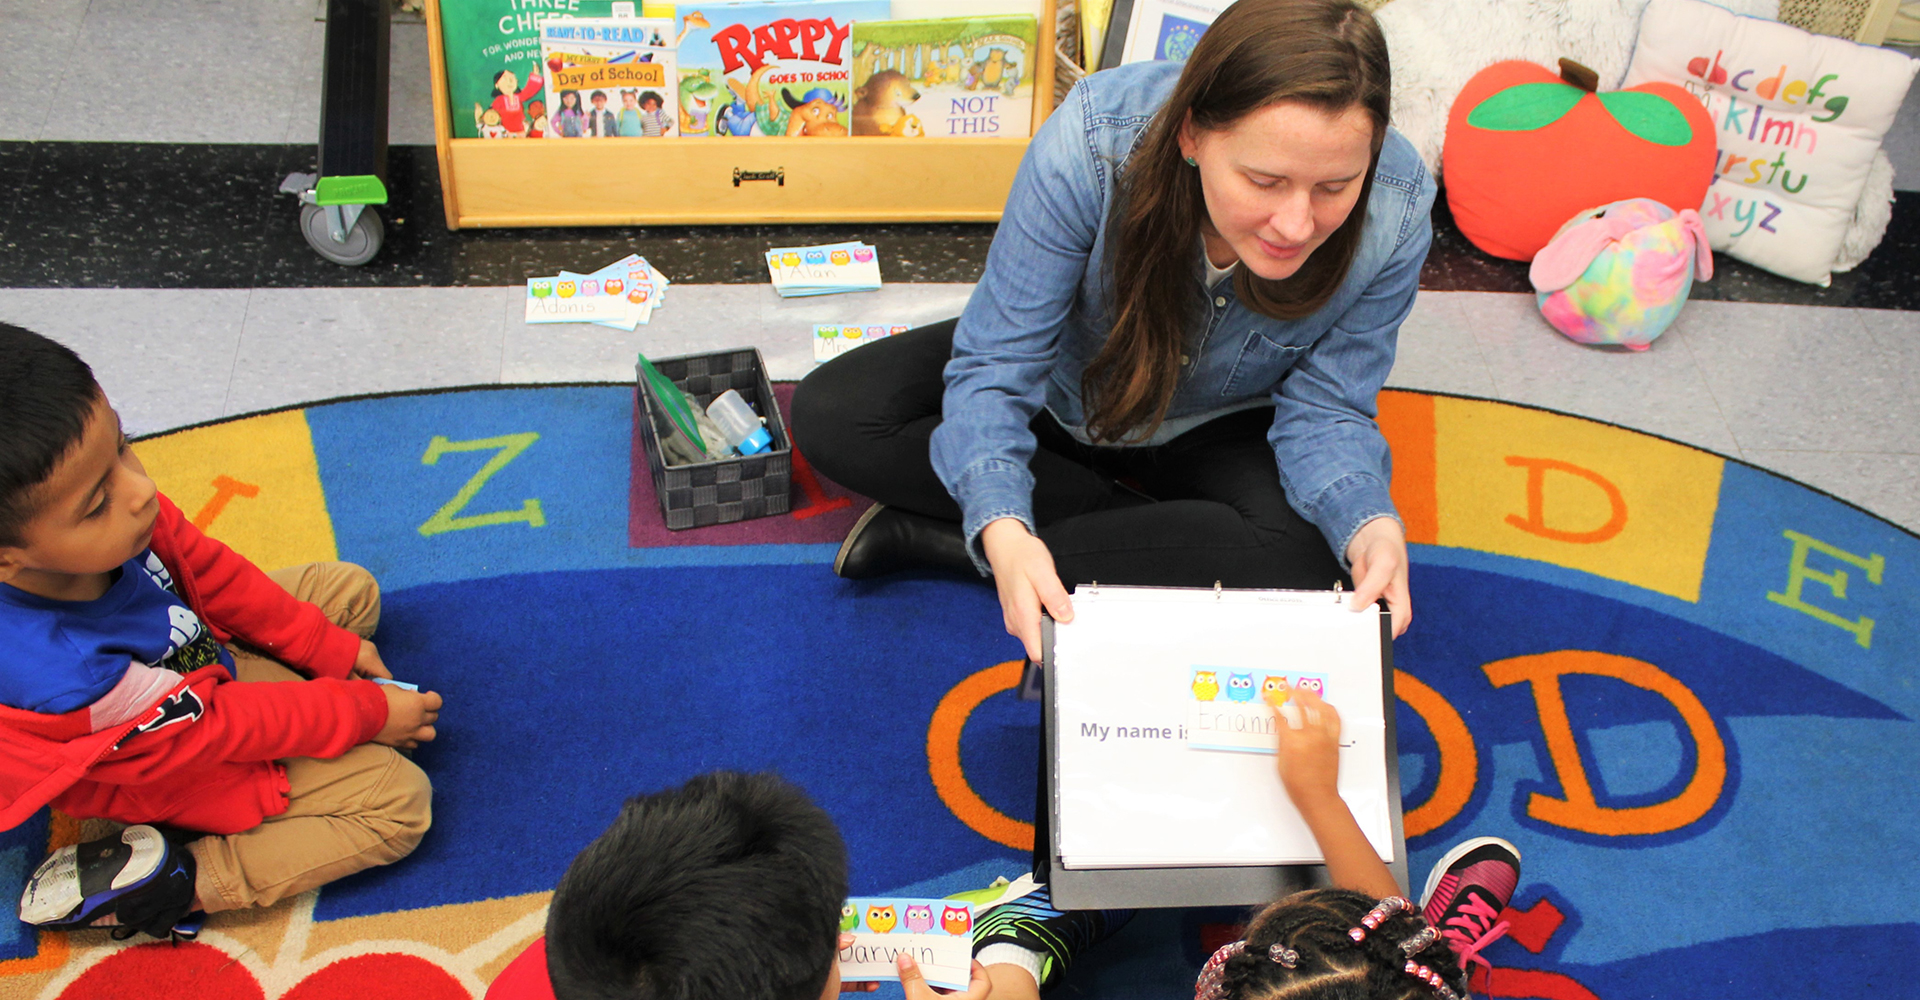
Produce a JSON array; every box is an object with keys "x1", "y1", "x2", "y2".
[
  {"x1": 1674, "y1": 208, "x2": 1714, "y2": 281},
  {"x1": 1530, "y1": 216, "x2": 1619, "y2": 292}
]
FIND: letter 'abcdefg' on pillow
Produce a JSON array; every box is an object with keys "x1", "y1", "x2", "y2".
[{"x1": 1624, "y1": 0, "x2": 1918, "y2": 286}]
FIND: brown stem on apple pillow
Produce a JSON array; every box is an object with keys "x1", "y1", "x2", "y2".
[{"x1": 1557, "y1": 58, "x2": 1600, "y2": 93}]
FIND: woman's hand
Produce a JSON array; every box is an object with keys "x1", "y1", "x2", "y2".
[
  {"x1": 981, "y1": 517, "x2": 1073, "y2": 663},
  {"x1": 1345, "y1": 516, "x2": 1410, "y2": 637}
]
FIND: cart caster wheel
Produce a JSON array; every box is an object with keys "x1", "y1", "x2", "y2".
[{"x1": 300, "y1": 204, "x2": 384, "y2": 266}]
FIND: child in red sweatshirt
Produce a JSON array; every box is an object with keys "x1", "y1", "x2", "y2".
[{"x1": 0, "y1": 323, "x2": 444, "y2": 938}]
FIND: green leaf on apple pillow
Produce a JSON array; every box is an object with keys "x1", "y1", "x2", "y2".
[
  {"x1": 1465, "y1": 82, "x2": 1585, "y2": 131},
  {"x1": 1596, "y1": 91, "x2": 1694, "y2": 146}
]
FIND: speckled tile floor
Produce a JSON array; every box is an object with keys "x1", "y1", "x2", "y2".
[{"x1": 0, "y1": 0, "x2": 1914, "y2": 532}]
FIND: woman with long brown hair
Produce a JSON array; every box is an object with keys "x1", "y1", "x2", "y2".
[{"x1": 792, "y1": 0, "x2": 1432, "y2": 662}]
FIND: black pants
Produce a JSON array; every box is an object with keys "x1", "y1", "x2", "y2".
[{"x1": 790, "y1": 320, "x2": 1349, "y2": 590}]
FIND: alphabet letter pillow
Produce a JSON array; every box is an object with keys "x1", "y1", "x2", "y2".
[{"x1": 1623, "y1": 0, "x2": 1917, "y2": 285}]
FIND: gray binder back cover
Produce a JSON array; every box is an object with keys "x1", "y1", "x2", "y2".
[{"x1": 1042, "y1": 591, "x2": 1407, "y2": 910}]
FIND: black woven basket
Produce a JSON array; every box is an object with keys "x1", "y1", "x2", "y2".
[{"x1": 634, "y1": 348, "x2": 792, "y2": 530}]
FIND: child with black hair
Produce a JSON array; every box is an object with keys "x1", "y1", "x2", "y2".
[
  {"x1": 1191, "y1": 683, "x2": 1521, "y2": 1000},
  {"x1": 0, "y1": 323, "x2": 444, "y2": 939},
  {"x1": 487, "y1": 771, "x2": 1125, "y2": 1000}
]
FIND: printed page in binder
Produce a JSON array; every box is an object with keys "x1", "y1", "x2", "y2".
[{"x1": 1051, "y1": 586, "x2": 1392, "y2": 869}]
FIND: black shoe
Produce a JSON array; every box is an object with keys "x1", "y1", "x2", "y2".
[
  {"x1": 19, "y1": 825, "x2": 198, "y2": 940},
  {"x1": 969, "y1": 882, "x2": 1134, "y2": 991},
  {"x1": 834, "y1": 504, "x2": 976, "y2": 579}
]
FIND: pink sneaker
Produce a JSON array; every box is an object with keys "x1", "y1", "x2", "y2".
[{"x1": 1419, "y1": 837, "x2": 1520, "y2": 977}]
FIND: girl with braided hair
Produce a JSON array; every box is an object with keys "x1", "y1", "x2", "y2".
[{"x1": 1193, "y1": 684, "x2": 1522, "y2": 1000}]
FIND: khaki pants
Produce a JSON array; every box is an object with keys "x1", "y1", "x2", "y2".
[{"x1": 189, "y1": 562, "x2": 433, "y2": 913}]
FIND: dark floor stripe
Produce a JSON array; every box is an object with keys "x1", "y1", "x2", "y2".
[{"x1": 0, "y1": 140, "x2": 1915, "y2": 309}]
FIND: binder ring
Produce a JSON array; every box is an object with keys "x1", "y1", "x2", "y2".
[{"x1": 1214, "y1": 581, "x2": 1223, "y2": 600}]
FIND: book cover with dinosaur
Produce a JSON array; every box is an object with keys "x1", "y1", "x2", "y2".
[
  {"x1": 674, "y1": 2, "x2": 890, "y2": 138},
  {"x1": 849, "y1": 15, "x2": 1037, "y2": 138}
]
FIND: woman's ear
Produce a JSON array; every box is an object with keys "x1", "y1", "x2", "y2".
[{"x1": 1177, "y1": 111, "x2": 1198, "y2": 162}]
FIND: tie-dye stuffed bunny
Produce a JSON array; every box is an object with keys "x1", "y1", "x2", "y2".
[{"x1": 1529, "y1": 198, "x2": 1713, "y2": 351}]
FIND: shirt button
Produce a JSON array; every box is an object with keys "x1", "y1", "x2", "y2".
[
  {"x1": 1181, "y1": 354, "x2": 1191, "y2": 366},
  {"x1": 1214, "y1": 296, "x2": 1227, "y2": 307}
]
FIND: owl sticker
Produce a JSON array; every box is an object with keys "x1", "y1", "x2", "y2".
[
  {"x1": 854, "y1": 247, "x2": 875, "y2": 262},
  {"x1": 1295, "y1": 676, "x2": 1325, "y2": 696},
  {"x1": 940, "y1": 905, "x2": 972, "y2": 936},
  {"x1": 843, "y1": 326, "x2": 862, "y2": 339},
  {"x1": 557, "y1": 282, "x2": 577, "y2": 298},
  {"x1": 1191, "y1": 670, "x2": 1219, "y2": 702},
  {"x1": 581, "y1": 279, "x2": 600, "y2": 296},
  {"x1": 805, "y1": 250, "x2": 828, "y2": 264},
  {"x1": 867, "y1": 326, "x2": 886, "y2": 337},
  {"x1": 530, "y1": 281, "x2": 552, "y2": 298},
  {"x1": 865, "y1": 904, "x2": 897, "y2": 934},
  {"x1": 830, "y1": 250, "x2": 851, "y2": 265},
  {"x1": 603, "y1": 279, "x2": 624, "y2": 296},
  {"x1": 783, "y1": 252, "x2": 802, "y2": 266},
  {"x1": 1226, "y1": 672, "x2": 1256, "y2": 702},
  {"x1": 1261, "y1": 675, "x2": 1289, "y2": 706},
  {"x1": 904, "y1": 904, "x2": 934, "y2": 933},
  {"x1": 841, "y1": 903, "x2": 859, "y2": 932}
]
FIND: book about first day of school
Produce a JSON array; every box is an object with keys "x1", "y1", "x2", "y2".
[
  {"x1": 674, "y1": 1, "x2": 890, "y2": 138},
  {"x1": 538, "y1": 18, "x2": 679, "y2": 138}
]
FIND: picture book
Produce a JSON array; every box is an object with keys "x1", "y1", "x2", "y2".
[
  {"x1": 539, "y1": 18, "x2": 679, "y2": 137},
  {"x1": 850, "y1": 14, "x2": 1038, "y2": 138},
  {"x1": 837, "y1": 896, "x2": 974, "y2": 991},
  {"x1": 814, "y1": 322, "x2": 908, "y2": 363},
  {"x1": 440, "y1": 0, "x2": 633, "y2": 139},
  {"x1": 673, "y1": 1, "x2": 890, "y2": 137},
  {"x1": 1117, "y1": 0, "x2": 1230, "y2": 66}
]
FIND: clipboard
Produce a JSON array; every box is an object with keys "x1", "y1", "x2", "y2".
[{"x1": 1039, "y1": 584, "x2": 1406, "y2": 910}]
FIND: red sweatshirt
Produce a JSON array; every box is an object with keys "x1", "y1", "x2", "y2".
[{"x1": 0, "y1": 494, "x2": 390, "y2": 833}]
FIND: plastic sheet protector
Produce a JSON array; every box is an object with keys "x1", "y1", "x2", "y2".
[{"x1": 1051, "y1": 586, "x2": 1393, "y2": 869}]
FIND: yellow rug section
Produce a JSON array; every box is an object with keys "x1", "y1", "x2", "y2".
[
  {"x1": 132, "y1": 409, "x2": 339, "y2": 571},
  {"x1": 1431, "y1": 397, "x2": 1724, "y2": 602}
]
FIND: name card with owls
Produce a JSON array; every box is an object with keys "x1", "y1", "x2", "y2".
[
  {"x1": 1186, "y1": 668, "x2": 1330, "y2": 753},
  {"x1": 837, "y1": 896, "x2": 975, "y2": 990}
]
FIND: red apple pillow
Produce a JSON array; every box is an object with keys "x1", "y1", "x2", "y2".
[{"x1": 1442, "y1": 59, "x2": 1715, "y2": 261}]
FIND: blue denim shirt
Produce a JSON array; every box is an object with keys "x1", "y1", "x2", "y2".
[{"x1": 932, "y1": 60, "x2": 1436, "y2": 572}]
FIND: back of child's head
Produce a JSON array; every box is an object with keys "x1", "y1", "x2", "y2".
[
  {"x1": 0, "y1": 323, "x2": 100, "y2": 547},
  {"x1": 544, "y1": 771, "x2": 848, "y2": 1000},
  {"x1": 1211, "y1": 888, "x2": 1469, "y2": 1000}
]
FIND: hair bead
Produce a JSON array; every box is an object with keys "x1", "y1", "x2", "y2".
[{"x1": 1345, "y1": 895, "x2": 1410, "y2": 943}]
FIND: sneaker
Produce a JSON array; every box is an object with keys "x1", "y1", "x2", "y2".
[
  {"x1": 1419, "y1": 836, "x2": 1521, "y2": 976},
  {"x1": 968, "y1": 881, "x2": 1133, "y2": 991},
  {"x1": 19, "y1": 825, "x2": 197, "y2": 939}
]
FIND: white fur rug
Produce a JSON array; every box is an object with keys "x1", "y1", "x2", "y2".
[{"x1": 1373, "y1": 0, "x2": 1901, "y2": 270}]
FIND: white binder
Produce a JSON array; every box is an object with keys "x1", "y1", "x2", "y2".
[{"x1": 1041, "y1": 584, "x2": 1407, "y2": 909}]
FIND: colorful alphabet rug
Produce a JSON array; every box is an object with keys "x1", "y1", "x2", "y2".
[{"x1": 1, "y1": 385, "x2": 1912, "y2": 1000}]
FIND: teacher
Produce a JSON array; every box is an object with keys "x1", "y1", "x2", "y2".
[{"x1": 791, "y1": 0, "x2": 1432, "y2": 663}]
